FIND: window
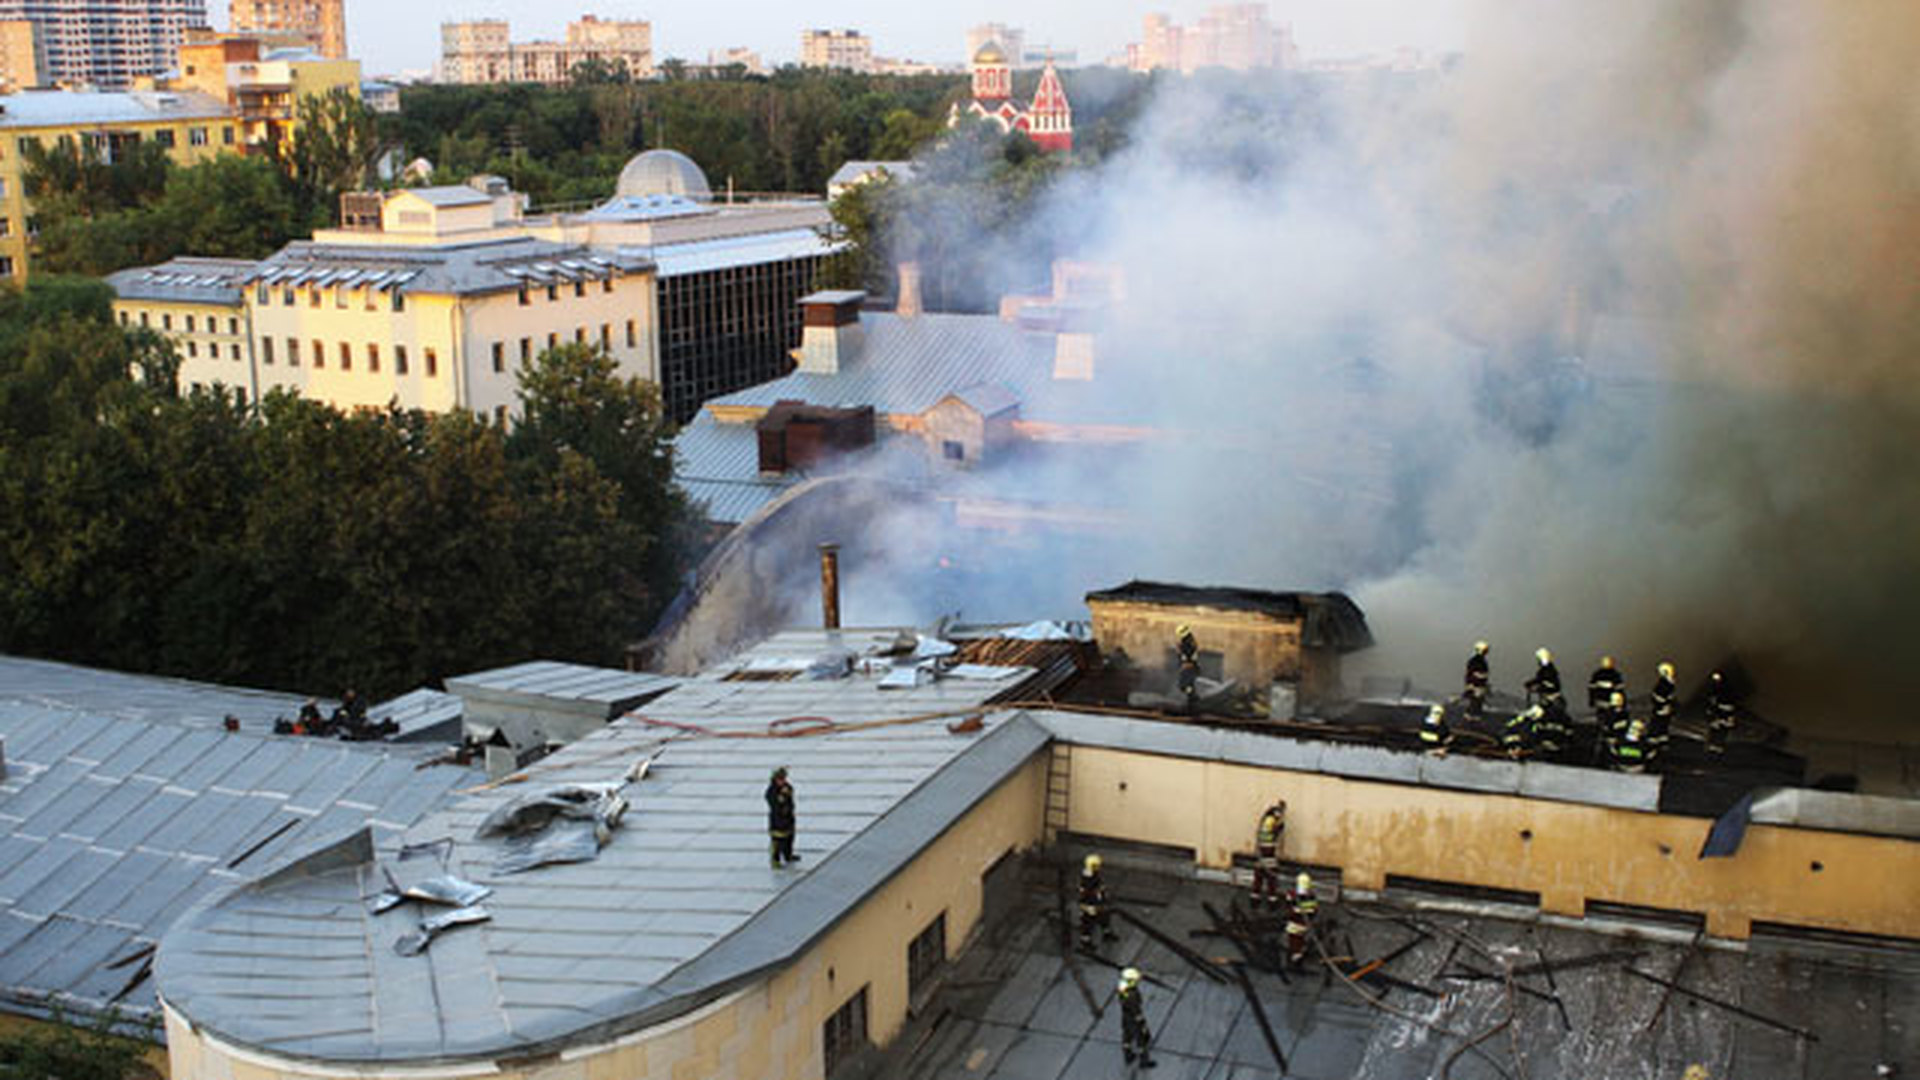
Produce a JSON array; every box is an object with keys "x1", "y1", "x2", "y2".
[
  {"x1": 261, "y1": 337, "x2": 274, "y2": 365},
  {"x1": 822, "y1": 986, "x2": 869, "y2": 1077},
  {"x1": 491, "y1": 342, "x2": 504, "y2": 372},
  {"x1": 425, "y1": 348, "x2": 437, "y2": 378},
  {"x1": 189, "y1": 127, "x2": 208, "y2": 147},
  {"x1": 230, "y1": 344, "x2": 241, "y2": 360},
  {"x1": 518, "y1": 285, "x2": 529, "y2": 307},
  {"x1": 229, "y1": 318, "x2": 239, "y2": 335},
  {"x1": 186, "y1": 315, "x2": 196, "y2": 332},
  {"x1": 257, "y1": 282, "x2": 270, "y2": 304},
  {"x1": 367, "y1": 343, "x2": 380, "y2": 373},
  {"x1": 162, "y1": 313, "x2": 173, "y2": 331},
  {"x1": 520, "y1": 338, "x2": 531, "y2": 365},
  {"x1": 602, "y1": 276, "x2": 613, "y2": 294},
  {"x1": 573, "y1": 280, "x2": 585, "y2": 298},
  {"x1": 140, "y1": 311, "x2": 150, "y2": 327},
  {"x1": 493, "y1": 405, "x2": 507, "y2": 426},
  {"x1": 943, "y1": 440, "x2": 966, "y2": 461},
  {"x1": 154, "y1": 130, "x2": 175, "y2": 149},
  {"x1": 334, "y1": 286, "x2": 348, "y2": 309},
  {"x1": 186, "y1": 341, "x2": 198, "y2": 358},
  {"x1": 547, "y1": 332, "x2": 558, "y2": 350},
  {"x1": 312, "y1": 339, "x2": 324, "y2": 369},
  {"x1": 15, "y1": 137, "x2": 36, "y2": 155},
  {"x1": 391, "y1": 290, "x2": 405, "y2": 313},
  {"x1": 287, "y1": 338, "x2": 299, "y2": 366},
  {"x1": 0, "y1": 178, "x2": 7, "y2": 198},
  {"x1": 546, "y1": 284, "x2": 558, "y2": 302},
  {"x1": 364, "y1": 286, "x2": 378, "y2": 311},
  {"x1": 0, "y1": 218, "x2": 10, "y2": 238},
  {"x1": 395, "y1": 345, "x2": 408, "y2": 375},
  {"x1": 223, "y1": 126, "x2": 235, "y2": 145},
  {"x1": 118, "y1": 311, "x2": 129, "y2": 326},
  {"x1": 626, "y1": 319, "x2": 636, "y2": 348},
  {"x1": 908, "y1": 912, "x2": 947, "y2": 1000},
  {"x1": 339, "y1": 342, "x2": 351, "y2": 370},
  {"x1": 600, "y1": 323, "x2": 610, "y2": 349},
  {"x1": 575, "y1": 326, "x2": 586, "y2": 344}
]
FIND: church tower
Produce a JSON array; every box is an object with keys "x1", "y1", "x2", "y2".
[
  {"x1": 970, "y1": 40, "x2": 1012, "y2": 101},
  {"x1": 1025, "y1": 59, "x2": 1074, "y2": 152}
]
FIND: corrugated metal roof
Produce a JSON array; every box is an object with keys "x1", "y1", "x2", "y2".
[
  {"x1": 154, "y1": 629, "x2": 1061, "y2": 1064},
  {"x1": 446, "y1": 661, "x2": 683, "y2": 709},
  {"x1": 402, "y1": 186, "x2": 493, "y2": 208},
  {"x1": 0, "y1": 710, "x2": 478, "y2": 1027},
  {"x1": 105, "y1": 257, "x2": 259, "y2": 306},
  {"x1": 0, "y1": 654, "x2": 314, "y2": 735},
  {"x1": 367, "y1": 688, "x2": 464, "y2": 743},
  {"x1": 252, "y1": 238, "x2": 653, "y2": 299},
  {"x1": 638, "y1": 228, "x2": 839, "y2": 279},
  {"x1": 0, "y1": 90, "x2": 233, "y2": 129}
]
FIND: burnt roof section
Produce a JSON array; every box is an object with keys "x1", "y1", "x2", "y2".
[{"x1": 1085, "y1": 581, "x2": 1375, "y2": 652}]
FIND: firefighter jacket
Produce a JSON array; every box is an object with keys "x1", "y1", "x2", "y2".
[
  {"x1": 1079, "y1": 869, "x2": 1108, "y2": 915},
  {"x1": 765, "y1": 778, "x2": 796, "y2": 836},
  {"x1": 1588, "y1": 666, "x2": 1624, "y2": 707},
  {"x1": 1464, "y1": 654, "x2": 1490, "y2": 693},
  {"x1": 1526, "y1": 661, "x2": 1563, "y2": 700}
]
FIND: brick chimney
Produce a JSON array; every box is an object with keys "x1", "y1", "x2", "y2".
[
  {"x1": 797, "y1": 290, "x2": 866, "y2": 374},
  {"x1": 895, "y1": 261, "x2": 923, "y2": 318}
]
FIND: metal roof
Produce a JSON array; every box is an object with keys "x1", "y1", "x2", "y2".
[
  {"x1": 945, "y1": 381, "x2": 1022, "y2": 417},
  {"x1": 367, "y1": 688, "x2": 465, "y2": 744},
  {"x1": 0, "y1": 654, "x2": 314, "y2": 736},
  {"x1": 0, "y1": 710, "x2": 479, "y2": 1027},
  {"x1": 154, "y1": 629, "x2": 1062, "y2": 1064},
  {"x1": 0, "y1": 90, "x2": 233, "y2": 129},
  {"x1": 673, "y1": 415, "x2": 796, "y2": 525},
  {"x1": 639, "y1": 227, "x2": 839, "y2": 279},
  {"x1": 446, "y1": 661, "x2": 683, "y2": 714},
  {"x1": 105, "y1": 257, "x2": 260, "y2": 306},
  {"x1": 401, "y1": 186, "x2": 494, "y2": 208},
  {"x1": 249, "y1": 238, "x2": 653, "y2": 299}
]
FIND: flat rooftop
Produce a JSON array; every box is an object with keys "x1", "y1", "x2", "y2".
[{"x1": 892, "y1": 852, "x2": 1920, "y2": 1080}]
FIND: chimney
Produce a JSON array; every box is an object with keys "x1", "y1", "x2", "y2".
[
  {"x1": 895, "y1": 261, "x2": 923, "y2": 318},
  {"x1": 819, "y1": 543, "x2": 841, "y2": 629},
  {"x1": 797, "y1": 291, "x2": 865, "y2": 374}
]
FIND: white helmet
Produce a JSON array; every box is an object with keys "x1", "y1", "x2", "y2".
[
  {"x1": 1535, "y1": 647, "x2": 1552, "y2": 664},
  {"x1": 1473, "y1": 640, "x2": 1489, "y2": 654},
  {"x1": 1658, "y1": 661, "x2": 1675, "y2": 680},
  {"x1": 1119, "y1": 967, "x2": 1141, "y2": 990},
  {"x1": 1084, "y1": 853, "x2": 1101, "y2": 873}
]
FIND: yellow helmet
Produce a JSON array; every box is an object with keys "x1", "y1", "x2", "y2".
[
  {"x1": 1084, "y1": 853, "x2": 1101, "y2": 873},
  {"x1": 1119, "y1": 967, "x2": 1141, "y2": 990},
  {"x1": 1535, "y1": 647, "x2": 1552, "y2": 664},
  {"x1": 1600, "y1": 655, "x2": 1615, "y2": 669},
  {"x1": 1176, "y1": 624, "x2": 1192, "y2": 637},
  {"x1": 1296, "y1": 871, "x2": 1312, "y2": 893},
  {"x1": 1429, "y1": 703, "x2": 1445, "y2": 720},
  {"x1": 1610, "y1": 691, "x2": 1625, "y2": 706},
  {"x1": 1658, "y1": 661, "x2": 1675, "y2": 680},
  {"x1": 1473, "y1": 640, "x2": 1489, "y2": 654},
  {"x1": 1683, "y1": 1065, "x2": 1710, "y2": 1080}
]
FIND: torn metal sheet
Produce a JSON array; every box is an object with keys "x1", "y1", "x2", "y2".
[
  {"x1": 1001, "y1": 619, "x2": 1093, "y2": 642},
  {"x1": 394, "y1": 905, "x2": 490, "y2": 956},
  {"x1": 946, "y1": 664, "x2": 1027, "y2": 681},
  {"x1": 368, "y1": 875, "x2": 493, "y2": 915},
  {"x1": 480, "y1": 784, "x2": 631, "y2": 875},
  {"x1": 476, "y1": 784, "x2": 623, "y2": 838},
  {"x1": 879, "y1": 663, "x2": 935, "y2": 690}
]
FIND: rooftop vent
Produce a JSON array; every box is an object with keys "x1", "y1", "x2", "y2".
[
  {"x1": 755, "y1": 400, "x2": 875, "y2": 474},
  {"x1": 796, "y1": 290, "x2": 867, "y2": 374}
]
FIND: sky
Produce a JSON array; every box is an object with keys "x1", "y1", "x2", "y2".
[{"x1": 208, "y1": 0, "x2": 1467, "y2": 77}]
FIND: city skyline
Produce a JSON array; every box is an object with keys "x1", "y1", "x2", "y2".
[{"x1": 207, "y1": 0, "x2": 1465, "y2": 76}]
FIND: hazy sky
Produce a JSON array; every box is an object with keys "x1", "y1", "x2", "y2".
[{"x1": 209, "y1": 0, "x2": 1466, "y2": 77}]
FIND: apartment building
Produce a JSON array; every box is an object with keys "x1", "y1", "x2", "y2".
[
  {"x1": 0, "y1": 18, "x2": 43, "y2": 90},
  {"x1": 229, "y1": 0, "x2": 345, "y2": 60},
  {"x1": 0, "y1": 89, "x2": 237, "y2": 281},
  {"x1": 799, "y1": 28, "x2": 872, "y2": 72},
  {"x1": 1128, "y1": 4, "x2": 1299, "y2": 74},
  {"x1": 0, "y1": 0, "x2": 206, "y2": 89},
  {"x1": 440, "y1": 15, "x2": 652, "y2": 85},
  {"x1": 173, "y1": 29, "x2": 360, "y2": 148}
]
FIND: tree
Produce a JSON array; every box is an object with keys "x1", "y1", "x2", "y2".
[
  {"x1": 276, "y1": 88, "x2": 385, "y2": 230},
  {"x1": 570, "y1": 56, "x2": 632, "y2": 86},
  {"x1": 158, "y1": 155, "x2": 303, "y2": 260},
  {"x1": 0, "y1": 1012, "x2": 154, "y2": 1080},
  {"x1": 872, "y1": 107, "x2": 943, "y2": 160}
]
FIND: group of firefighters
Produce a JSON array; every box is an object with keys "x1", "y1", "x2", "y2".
[
  {"x1": 1426, "y1": 642, "x2": 1741, "y2": 770},
  {"x1": 1079, "y1": 798, "x2": 1317, "y2": 1069}
]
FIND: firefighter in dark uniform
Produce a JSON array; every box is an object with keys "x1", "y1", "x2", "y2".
[
  {"x1": 1533, "y1": 696, "x2": 1573, "y2": 759},
  {"x1": 1525, "y1": 648, "x2": 1564, "y2": 709},
  {"x1": 1175, "y1": 624, "x2": 1201, "y2": 713},
  {"x1": 1462, "y1": 641, "x2": 1491, "y2": 723},
  {"x1": 1588, "y1": 656, "x2": 1624, "y2": 710},
  {"x1": 765, "y1": 767, "x2": 799, "y2": 867},
  {"x1": 1079, "y1": 853, "x2": 1117, "y2": 947},
  {"x1": 1117, "y1": 967, "x2": 1156, "y2": 1068},
  {"x1": 1595, "y1": 690, "x2": 1629, "y2": 763},
  {"x1": 1251, "y1": 801, "x2": 1286, "y2": 908},
  {"x1": 1420, "y1": 703, "x2": 1452, "y2": 755},
  {"x1": 1612, "y1": 715, "x2": 1651, "y2": 773},
  {"x1": 1286, "y1": 872, "x2": 1319, "y2": 967},
  {"x1": 1503, "y1": 704, "x2": 1541, "y2": 758},
  {"x1": 1650, "y1": 662, "x2": 1678, "y2": 756},
  {"x1": 1705, "y1": 670, "x2": 1737, "y2": 755}
]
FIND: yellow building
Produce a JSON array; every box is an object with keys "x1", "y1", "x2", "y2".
[
  {"x1": 0, "y1": 19, "x2": 43, "y2": 92},
  {"x1": 0, "y1": 89, "x2": 238, "y2": 282},
  {"x1": 109, "y1": 181, "x2": 660, "y2": 419},
  {"x1": 173, "y1": 31, "x2": 361, "y2": 149},
  {"x1": 230, "y1": 0, "x2": 348, "y2": 61}
]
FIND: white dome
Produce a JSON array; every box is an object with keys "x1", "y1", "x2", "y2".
[{"x1": 616, "y1": 149, "x2": 712, "y2": 200}]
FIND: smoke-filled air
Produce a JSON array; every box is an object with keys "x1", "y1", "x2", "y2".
[{"x1": 748, "y1": 2, "x2": 1920, "y2": 743}]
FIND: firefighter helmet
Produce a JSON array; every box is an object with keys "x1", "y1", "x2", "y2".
[
  {"x1": 1474, "y1": 640, "x2": 1489, "y2": 654},
  {"x1": 1536, "y1": 647, "x2": 1552, "y2": 664},
  {"x1": 1428, "y1": 703, "x2": 1445, "y2": 721},
  {"x1": 1710, "y1": 670, "x2": 1724, "y2": 683},
  {"x1": 1610, "y1": 691, "x2": 1625, "y2": 707},
  {"x1": 1296, "y1": 872, "x2": 1312, "y2": 893},
  {"x1": 771, "y1": 767, "x2": 787, "y2": 780},
  {"x1": 1600, "y1": 655, "x2": 1615, "y2": 669},
  {"x1": 1084, "y1": 853, "x2": 1101, "y2": 873},
  {"x1": 1119, "y1": 967, "x2": 1141, "y2": 990},
  {"x1": 1176, "y1": 624, "x2": 1192, "y2": 637},
  {"x1": 1658, "y1": 661, "x2": 1675, "y2": 680}
]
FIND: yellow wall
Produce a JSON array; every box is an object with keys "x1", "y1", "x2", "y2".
[
  {"x1": 0, "y1": 115, "x2": 240, "y2": 281},
  {"x1": 163, "y1": 751, "x2": 1050, "y2": 1080},
  {"x1": 1087, "y1": 599, "x2": 1346, "y2": 702},
  {"x1": 1062, "y1": 744, "x2": 1920, "y2": 941}
]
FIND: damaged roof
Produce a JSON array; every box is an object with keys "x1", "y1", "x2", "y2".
[
  {"x1": 0, "y1": 708, "x2": 477, "y2": 1027},
  {"x1": 154, "y1": 629, "x2": 1067, "y2": 1064},
  {"x1": 1085, "y1": 581, "x2": 1375, "y2": 652}
]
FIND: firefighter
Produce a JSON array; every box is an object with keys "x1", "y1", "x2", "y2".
[
  {"x1": 1525, "y1": 648, "x2": 1563, "y2": 709},
  {"x1": 1286, "y1": 872, "x2": 1319, "y2": 967},
  {"x1": 1175, "y1": 624, "x2": 1201, "y2": 712},
  {"x1": 1420, "y1": 703, "x2": 1452, "y2": 755},
  {"x1": 296, "y1": 699, "x2": 323, "y2": 736},
  {"x1": 1503, "y1": 704, "x2": 1542, "y2": 758},
  {"x1": 1251, "y1": 801, "x2": 1287, "y2": 908},
  {"x1": 1117, "y1": 967, "x2": 1156, "y2": 1068},
  {"x1": 1588, "y1": 656, "x2": 1624, "y2": 710},
  {"x1": 1612, "y1": 716, "x2": 1650, "y2": 773},
  {"x1": 1533, "y1": 696, "x2": 1573, "y2": 759},
  {"x1": 765, "y1": 767, "x2": 798, "y2": 867},
  {"x1": 1079, "y1": 853, "x2": 1117, "y2": 947},
  {"x1": 1595, "y1": 689, "x2": 1628, "y2": 740},
  {"x1": 1462, "y1": 641, "x2": 1491, "y2": 723},
  {"x1": 1705, "y1": 670, "x2": 1737, "y2": 755},
  {"x1": 1650, "y1": 662, "x2": 1678, "y2": 753}
]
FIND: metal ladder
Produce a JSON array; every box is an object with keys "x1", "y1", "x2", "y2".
[{"x1": 1044, "y1": 743, "x2": 1071, "y2": 841}]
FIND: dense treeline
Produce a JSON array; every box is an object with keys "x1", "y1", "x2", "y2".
[{"x1": 0, "y1": 279, "x2": 690, "y2": 698}]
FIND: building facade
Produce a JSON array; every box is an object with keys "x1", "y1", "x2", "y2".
[
  {"x1": 229, "y1": 0, "x2": 345, "y2": 60},
  {"x1": 0, "y1": 89, "x2": 238, "y2": 281},
  {"x1": 440, "y1": 16, "x2": 653, "y2": 85},
  {"x1": 0, "y1": 0, "x2": 206, "y2": 89},
  {"x1": 0, "y1": 17, "x2": 43, "y2": 89},
  {"x1": 1127, "y1": 4, "x2": 1299, "y2": 74},
  {"x1": 949, "y1": 42, "x2": 1072, "y2": 153},
  {"x1": 798, "y1": 28, "x2": 871, "y2": 72},
  {"x1": 173, "y1": 30, "x2": 361, "y2": 148}
]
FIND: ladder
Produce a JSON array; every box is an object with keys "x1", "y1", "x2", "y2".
[{"x1": 1044, "y1": 742, "x2": 1071, "y2": 841}]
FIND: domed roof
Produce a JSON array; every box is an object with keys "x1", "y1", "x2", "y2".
[
  {"x1": 616, "y1": 149, "x2": 712, "y2": 200},
  {"x1": 973, "y1": 41, "x2": 1007, "y2": 65}
]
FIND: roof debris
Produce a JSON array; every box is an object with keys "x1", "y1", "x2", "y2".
[{"x1": 394, "y1": 906, "x2": 491, "y2": 957}]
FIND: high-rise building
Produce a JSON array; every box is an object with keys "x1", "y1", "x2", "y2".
[
  {"x1": 229, "y1": 0, "x2": 346, "y2": 60},
  {"x1": 440, "y1": 15, "x2": 652, "y2": 85},
  {"x1": 0, "y1": 18, "x2": 43, "y2": 90},
  {"x1": 964, "y1": 22, "x2": 1023, "y2": 69},
  {"x1": 799, "y1": 28, "x2": 871, "y2": 72},
  {"x1": 1127, "y1": 4, "x2": 1298, "y2": 74},
  {"x1": 0, "y1": 0, "x2": 207, "y2": 89}
]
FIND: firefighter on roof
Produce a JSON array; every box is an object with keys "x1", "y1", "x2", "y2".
[
  {"x1": 1525, "y1": 647, "x2": 1564, "y2": 708},
  {"x1": 1705, "y1": 670, "x2": 1737, "y2": 755},
  {"x1": 1420, "y1": 703, "x2": 1452, "y2": 755},
  {"x1": 1117, "y1": 967, "x2": 1156, "y2": 1068},
  {"x1": 1650, "y1": 662, "x2": 1678, "y2": 754},
  {"x1": 1175, "y1": 624, "x2": 1201, "y2": 712},
  {"x1": 1612, "y1": 715, "x2": 1650, "y2": 772},
  {"x1": 1079, "y1": 853, "x2": 1117, "y2": 947},
  {"x1": 1251, "y1": 800, "x2": 1287, "y2": 908},
  {"x1": 1286, "y1": 872, "x2": 1319, "y2": 967},
  {"x1": 1462, "y1": 641, "x2": 1491, "y2": 722},
  {"x1": 1588, "y1": 656, "x2": 1624, "y2": 710},
  {"x1": 1503, "y1": 704, "x2": 1543, "y2": 758},
  {"x1": 765, "y1": 767, "x2": 798, "y2": 867}
]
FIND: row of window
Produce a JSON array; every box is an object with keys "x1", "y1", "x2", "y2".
[
  {"x1": 122, "y1": 310, "x2": 242, "y2": 336},
  {"x1": 10, "y1": 125, "x2": 235, "y2": 160},
  {"x1": 260, "y1": 338, "x2": 439, "y2": 378},
  {"x1": 519, "y1": 276, "x2": 616, "y2": 305},
  {"x1": 488, "y1": 322, "x2": 640, "y2": 372},
  {"x1": 258, "y1": 282, "x2": 407, "y2": 313},
  {"x1": 185, "y1": 341, "x2": 244, "y2": 361}
]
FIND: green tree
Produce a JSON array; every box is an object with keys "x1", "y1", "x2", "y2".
[
  {"x1": 158, "y1": 154, "x2": 303, "y2": 259},
  {"x1": 0, "y1": 1012, "x2": 154, "y2": 1080},
  {"x1": 276, "y1": 88, "x2": 384, "y2": 230},
  {"x1": 872, "y1": 107, "x2": 943, "y2": 160}
]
